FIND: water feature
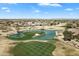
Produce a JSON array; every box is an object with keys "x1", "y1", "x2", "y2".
[
  {"x1": 8, "y1": 30, "x2": 56, "y2": 40},
  {"x1": 32, "y1": 30, "x2": 56, "y2": 40}
]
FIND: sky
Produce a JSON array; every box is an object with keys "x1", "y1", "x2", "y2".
[{"x1": 0, "y1": 3, "x2": 79, "y2": 19}]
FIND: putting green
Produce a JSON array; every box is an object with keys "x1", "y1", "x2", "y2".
[{"x1": 10, "y1": 41, "x2": 56, "y2": 56}]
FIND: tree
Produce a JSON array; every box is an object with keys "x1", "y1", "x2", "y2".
[
  {"x1": 65, "y1": 23, "x2": 73, "y2": 29},
  {"x1": 63, "y1": 30, "x2": 73, "y2": 41},
  {"x1": 74, "y1": 34, "x2": 79, "y2": 42},
  {"x1": 77, "y1": 23, "x2": 79, "y2": 27}
]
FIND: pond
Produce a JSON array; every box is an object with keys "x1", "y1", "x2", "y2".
[
  {"x1": 32, "y1": 30, "x2": 56, "y2": 40},
  {"x1": 7, "y1": 30, "x2": 56, "y2": 40}
]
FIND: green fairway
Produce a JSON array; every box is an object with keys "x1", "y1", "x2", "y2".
[{"x1": 10, "y1": 41, "x2": 56, "y2": 56}]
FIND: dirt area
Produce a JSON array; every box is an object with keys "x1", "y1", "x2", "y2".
[
  {"x1": 53, "y1": 40, "x2": 79, "y2": 56},
  {"x1": 0, "y1": 36, "x2": 16, "y2": 56}
]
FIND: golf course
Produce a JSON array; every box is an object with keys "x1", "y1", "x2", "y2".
[{"x1": 7, "y1": 30, "x2": 56, "y2": 56}]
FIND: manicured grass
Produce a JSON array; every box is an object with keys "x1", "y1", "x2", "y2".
[
  {"x1": 7, "y1": 31, "x2": 45, "y2": 40},
  {"x1": 10, "y1": 41, "x2": 56, "y2": 56}
]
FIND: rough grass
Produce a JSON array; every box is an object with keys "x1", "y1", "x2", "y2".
[{"x1": 10, "y1": 41, "x2": 56, "y2": 56}]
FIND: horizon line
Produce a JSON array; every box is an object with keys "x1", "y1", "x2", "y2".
[{"x1": 0, "y1": 18, "x2": 79, "y2": 20}]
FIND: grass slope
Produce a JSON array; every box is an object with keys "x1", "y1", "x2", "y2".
[{"x1": 10, "y1": 41, "x2": 56, "y2": 56}]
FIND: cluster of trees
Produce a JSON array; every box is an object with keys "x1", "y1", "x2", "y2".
[
  {"x1": 63, "y1": 30, "x2": 73, "y2": 41},
  {"x1": 65, "y1": 23, "x2": 76, "y2": 29},
  {"x1": 63, "y1": 22, "x2": 79, "y2": 41},
  {"x1": 63, "y1": 30, "x2": 79, "y2": 42},
  {"x1": 65, "y1": 22, "x2": 79, "y2": 29}
]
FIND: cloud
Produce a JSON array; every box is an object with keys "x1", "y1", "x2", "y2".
[
  {"x1": 76, "y1": 8, "x2": 79, "y2": 10},
  {"x1": 65, "y1": 8, "x2": 73, "y2": 11},
  {"x1": 34, "y1": 10, "x2": 40, "y2": 13},
  {"x1": 38, "y1": 3, "x2": 62, "y2": 7},
  {"x1": 1, "y1": 7, "x2": 8, "y2": 10},
  {"x1": 1, "y1": 7, "x2": 11, "y2": 13},
  {"x1": 7, "y1": 3, "x2": 17, "y2": 4},
  {"x1": 5, "y1": 9, "x2": 10, "y2": 12}
]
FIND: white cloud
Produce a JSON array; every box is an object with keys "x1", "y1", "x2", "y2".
[
  {"x1": 34, "y1": 10, "x2": 40, "y2": 13},
  {"x1": 38, "y1": 3, "x2": 50, "y2": 6},
  {"x1": 5, "y1": 9, "x2": 10, "y2": 12},
  {"x1": 65, "y1": 8, "x2": 73, "y2": 11},
  {"x1": 7, "y1": 3, "x2": 17, "y2": 4},
  {"x1": 38, "y1": 3, "x2": 62, "y2": 7},
  {"x1": 1, "y1": 7, "x2": 11, "y2": 13},
  {"x1": 1, "y1": 7, "x2": 9, "y2": 10}
]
